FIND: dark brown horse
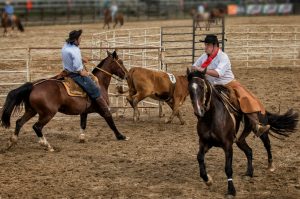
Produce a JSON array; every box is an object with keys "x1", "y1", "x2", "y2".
[
  {"x1": 1, "y1": 51, "x2": 128, "y2": 152},
  {"x1": 1, "y1": 10, "x2": 24, "y2": 36},
  {"x1": 103, "y1": 8, "x2": 124, "y2": 29},
  {"x1": 187, "y1": 69, "x2": 298, "y2": 196}
]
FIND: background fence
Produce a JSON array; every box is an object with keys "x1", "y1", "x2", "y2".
[
  {"x1": 1, "y1": 0, "x2": 299, "y2": 25},
  {"x1": 1, "y1": 24, "x2": 300, "y2": 111}
]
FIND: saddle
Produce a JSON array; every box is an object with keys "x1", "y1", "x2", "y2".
[
  {"x1": 51, "y1": 70, "x2": 99, "y2": 97},
  {"x1": 214, "y1": 84, "x2": 241, "y2": 116}
]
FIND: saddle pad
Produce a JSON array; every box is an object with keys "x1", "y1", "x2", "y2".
[
  {"x1": 62, "y1": 77, "x2": 87, "y2": 97},
  {"x1": 167, "y1": 73, "x2": 176, "y2": 84}
]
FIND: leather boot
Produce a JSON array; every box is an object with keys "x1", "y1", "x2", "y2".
[
  {"x1": 246, "y1": 112, "x2": 270, "y2": 137},
  {"x1": 95, "y1": 96, "x2": 111, "y2": 117}
]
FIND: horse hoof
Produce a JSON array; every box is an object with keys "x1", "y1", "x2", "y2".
[
  {"x1": 268, "y1": 163, "x2": 275, "y2": 172},
  {"x1": 164, "y1": 118, "x2": 171, "y2": 124},
  {"x1": 225, "y1": 194, "x2": 235, "y2": 199},
  {"x1": 10, "y1": 135, "x2": 18, "y2": 143},
  {"x1": 79, "y1": 134, "x2": 86, "y2": 143},
  {"x1": 205, "y1": 174, "x2": 213, "y2": 186},
  {"x1": 48, "y1": 147, "x2": 55, "y2": 152},
  {"x1": 242, "y1": 175, "x2": 252, "y2": 181},
  {"x1": 117, "y1": 136, "x2": 129, "y2": 141}
]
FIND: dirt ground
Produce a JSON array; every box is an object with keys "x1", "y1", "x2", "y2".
[{"x1": 0, "y1": 16, "x2": 300, "y2": 199}]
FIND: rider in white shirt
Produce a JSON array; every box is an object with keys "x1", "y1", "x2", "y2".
[{"x1": 192, "y1": 34, "x2": 270, "y2": 138}]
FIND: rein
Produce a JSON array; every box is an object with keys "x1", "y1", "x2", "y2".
[{"x1": 88, "y1": 58, "x2": 125, "y2": 82}]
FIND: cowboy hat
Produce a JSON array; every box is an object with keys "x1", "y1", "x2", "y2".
[
  {"x1": 66, "y1": 29, "x2": 82, "y2": 43},
  {"x1": 200, "y1": 34, "x2": 219, "y2": 44}
]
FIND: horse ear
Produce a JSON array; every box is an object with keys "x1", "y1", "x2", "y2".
[
  {"x1": 203, "y1": 67, "x2": 207, "y2": 74},
  {"x1": 112, "y1": 50, "x2": 118, "y2": 59},
  {"x1": 107, "y1": 50, "x2": 111, "y2": 56}
]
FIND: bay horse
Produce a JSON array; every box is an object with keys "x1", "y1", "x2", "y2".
[
  {"x1": 187, "y1": 69, "x2": 298, "y2": 196},
  {"x1": 1, "y1": 10, "x2": 24, "y2": 36},
  {"x1": 103, "y1": 8, "x2": 124, "y2": 29},
  {"x1": 1, "y1": 51, "x2": 128, "y2": 152}
]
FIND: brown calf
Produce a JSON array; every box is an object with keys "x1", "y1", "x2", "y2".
[{"x1": 119, "y1": 67, "x2": 189, "y2": 124}]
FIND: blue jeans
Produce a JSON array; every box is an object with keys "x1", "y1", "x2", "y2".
[{"x1": 70, "y1": 74, "x2": 100, "y2": 100}]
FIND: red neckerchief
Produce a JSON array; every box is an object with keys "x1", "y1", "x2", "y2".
[{"x1": 201, "y1": 48, "x2": 219, "y2": 68}]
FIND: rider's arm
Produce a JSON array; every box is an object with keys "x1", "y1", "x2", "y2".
[{"x1": 212, "y1": 53, "x2": 231, "y2": 78}]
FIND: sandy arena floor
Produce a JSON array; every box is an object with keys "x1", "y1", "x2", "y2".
[{"x1": 0, "y1": 16, "x2": 299, "y2": 199}]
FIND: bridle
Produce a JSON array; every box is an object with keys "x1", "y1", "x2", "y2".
[
  {"x1": 93, "y1": 57, "x2": 127, "y2": 81},
  {"x1": 191, "y1": 76, "x2": 212, "y2": 113}
]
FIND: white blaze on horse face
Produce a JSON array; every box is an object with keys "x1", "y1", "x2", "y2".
[{"x1": 191, "y1": 82, "x2": 202, "y2": 113}]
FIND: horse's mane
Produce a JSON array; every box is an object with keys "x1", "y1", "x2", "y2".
[{"x1": 92, "y1": 57, "x2": 107, "y2": 74}]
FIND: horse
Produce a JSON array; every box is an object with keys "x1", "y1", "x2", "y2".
[
  {"x1": 190, "y1": 6, "x2": 226, "y2": 31},
  {"x1": 1, "y1": 10, "x2": 24, "y2": 36},
  {"x1": 187, "y1": 69, "x2": 299, "y2": 196},
  {"x1": 117, "y1": 67, "x2": 189, "y2": 124},
  {"x1": 190, "y1": 8, "x2": 211, "y2": 31},
  {"x1": 209, "y1": 6, "x2": 226, "y2": 25},
  {"x1": 1, "y1": 51, "x2": 129, "y2": 152},
  {"x1": 103, "y1": 8, "x2": 124, "y2": 29}
]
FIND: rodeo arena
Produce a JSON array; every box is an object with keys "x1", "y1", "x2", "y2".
[{"x1": 0, "y1": 0, "x2": 300, "y2": 198}]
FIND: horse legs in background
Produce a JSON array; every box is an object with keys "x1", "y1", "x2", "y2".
[
  {"x1": 103, "y1": 22, "x2": 110, "y2": 29},
  {"x1": 7, "y1": 108, "x2": 37, "y2": 150},
  {"x1": 32, "y1": 113, "x2": 56, "y2": 152},
  {"x1": 79, "y1": 113, "x2": 88, "y2": 143}
]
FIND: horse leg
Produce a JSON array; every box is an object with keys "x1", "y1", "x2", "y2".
[
  {"x1": 236, "y1": 139, "x2": 253, "y2": 177},
  {"x1": 33, "y1": 113, "x2": 55, "y2": 152},
  {"x1": 260, "y1": 133, "x2": 275, "y2": 172},
  {"x1": 223, "y1": 144, "x2": 236, "y2": 196},
  {"x1": 7, "y1": 108, "x2": 37, "y2": 150},
  {"x1": 197, "y1": 142, "x2": 213, "y2": 186},
  {"x1": 79, "y1": 113, "x2": 88, "y2": 143},
  {"x1": 96, "y1": 97, "x2": 127, "y2": 140}
]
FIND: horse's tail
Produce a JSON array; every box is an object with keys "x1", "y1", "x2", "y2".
[
  {"x1": 1, "y1": 82, "x2": 33, "y2": 128},
  {"x1": 266, "y1": 109, "x2": 299, "y2": 137},
  {"x1": 15, "y1": 18, "x2": 24, "y2": 32}
]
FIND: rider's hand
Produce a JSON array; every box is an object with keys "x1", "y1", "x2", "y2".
[
  {"x1": 82, "y1": 57, "x2": 89, "y2": 64},
  {"x1": 80, "y1": 70, "x2": 89, "y2": 77}
]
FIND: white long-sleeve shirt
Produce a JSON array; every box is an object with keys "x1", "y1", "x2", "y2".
[
  {"x1": 193, "y1": 49, "x2": 234, "y2": 85},
  {"x1": 61, "y1": 43, "x2": 83, "y2": 73}
]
